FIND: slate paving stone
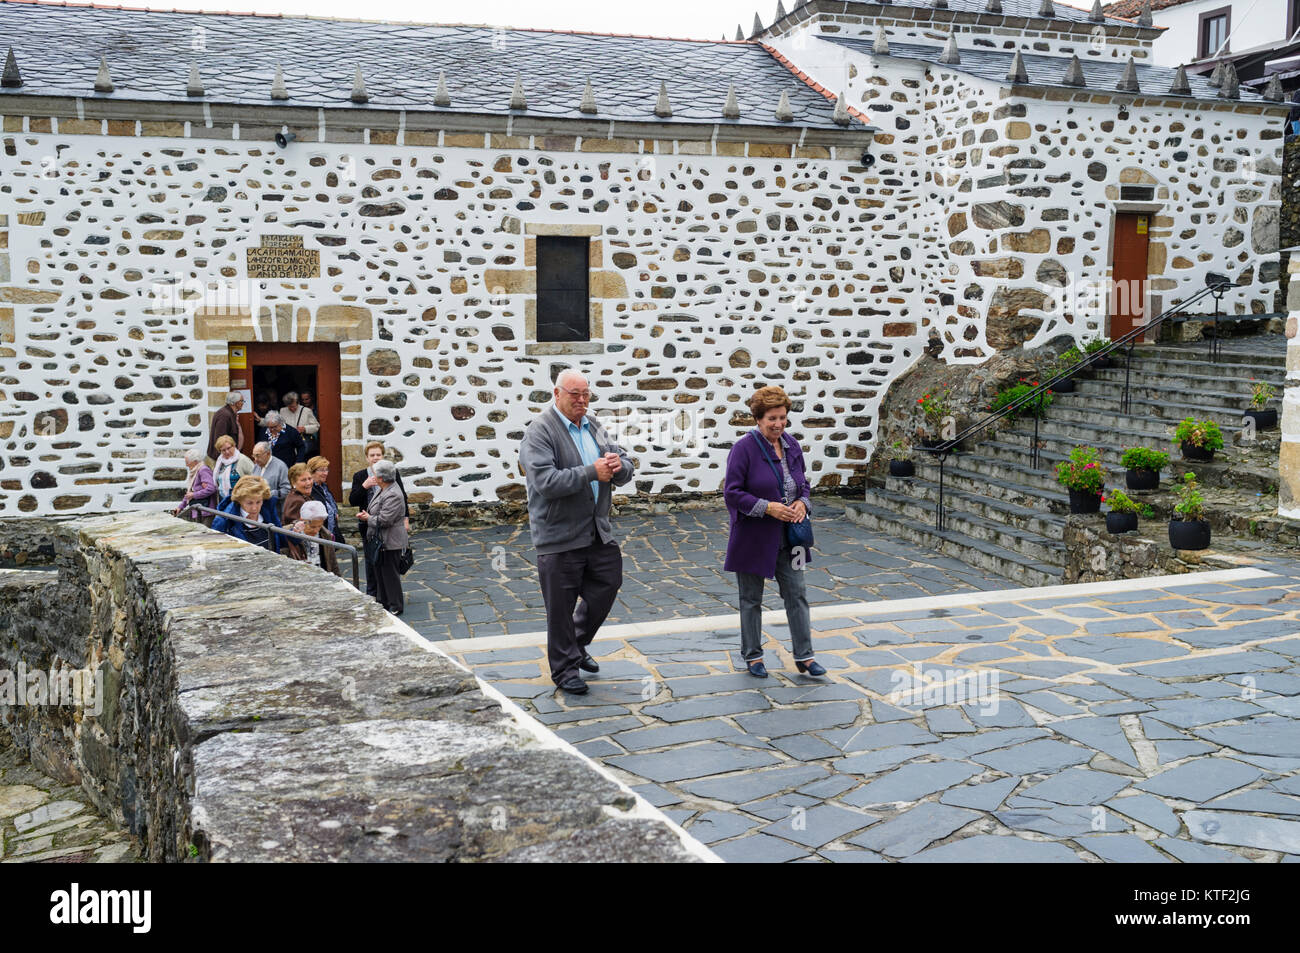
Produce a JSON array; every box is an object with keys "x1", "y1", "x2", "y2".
[
  {"x1": 1049, "y1": 717, "x2": 1140, "y2": 768},
  {"x1": 871, "y1": 699, "x2": 922, "y2": 722},
  {"x1": 1195, "y1": 717, "x2": 1300, "y2": 757},
  {"x1": 760, "y1": 683, "x2": 870, "y2": 706},
  {"x1": 831, "y1": 745, "x2": 938, "y2": 778},
  {"x1": 1056, "y1": 635, "x2": 1185, "y2": 664},
  {"x1": 1080, "y1": 618, "x2": 1165, "y2": 637},
  {"x1": 734, "y1": 701, "x2": 864, "y2": 739},
  {"x1": 555, "y1": 716, "x2": 645, "y2": 743},
  {"x1": 612, "y1": 720, "x2": 744, "y2": 752},
  {"x1": 1017, "y1": 767, "x2": 1131, "y2": 805},
  {"x1": 1228, "y1": 672, "x2": 1300, "y2": 695},
  {"x1": 843, "y1": 668, "x2": 915, "y2": 696},
  {"x1": 738, "y1": 792, "x2": 822, "y2": 821},
  {"x1": 955, "y1": 645, "x2": 1020, "y2": 663},
  {"x1": 851, "y1": 627, "x2": 912, "y2": 647},
  {"x1": 970, "y1": 739, "x2": 1093, "y2": 774},
  {"x1": 799, "y1": 775, "x2": 859, "y2": 799},
  {"x1": 996, "y1": 678, "x2": 1059, "y2": 693},
  {"x1": 493, "y1": 681, "x2": 556, "y2": 699},
  {"x1": 641, "y1": 692, "x2": 771, "y2": 723},
  {"x1": 760, "y1": 803, "x2": 879, "y2": 848},
  {"x1": 587, "y1": 661, "x2": 654, "y2": 681},
  {"x1": 576, "y1": 739, "x2": 624, "y2": 758},
  {"x1": 1023, "y1": 618, "x2": 1083, "y2": 636},
  {"x1": 821, "y1": 722, "x2": 940, "y2": 754},
  {"x1": 711, "y1": 833, "x2": 813, "y2": 863},
  {"x1": 963, "y1": 698, "x2": 1035, "y2": 729},
  {"x1": 820, "y1": 848, "x2": 888, "y2": 863},
  {"x1": 1200, "y1": 791, "x2": 1300, "y2": 816},
  {"x1": 1077, "y1": 834, "x2": 1171, "y2": 863},
  {"x1": 1050, "y1": 683, "x2": 1126, "y2": 702},
  {"x1": 684, "y1": 811, "x2": 762, "y2": 845},
  {"x1": 1223, "y1": 753, "x2": 1300, "y2": 772},
  {"x1": 849, "y1": 803, "x2": 981, "y2": 858},
  {"x1": 654, "y1": 663, "x2": 711, "y2": 678},
  {"x1": 840, "y1": 761, "x2": 982, "y2": 807},
  {"x1": 1017, "y1": 692, "x2": 1083, "y2": 718},
  {"x1": 1154, "y1": 837, "x2": 1251, "y2": 863},
  {"x1": 1147, "y1": 698, "x2": 1261, "y2": 729},
  {"x1": 905, "y1": 833, "x2": 1082, "y2": 863},
  {"x1": 680, "y1": 764, "x2": 829, "y2": 804},
  {"x1": 770, "y1": 733, "x2": 842, "y2": 762},
  {"x1": 606, "y1": 742, "x2": 780, "y2": 784},
  {"x1": 664, "y1": 673, "x2": 770, "y2": 698},
  {"x1": 1136, "y1": 758, "x2": 1263, "y2": 802},
  {"x1": 1138, "y1": 715, "x2": 1187, "y2": 741},
  {"x1": 926, "y1": 708, "x2": 977, "y2": 734},
  {"x1": 1090, "y1": 701, "x2": 1153, "y2": 716},
  {"x1": 1155, "y1": 740, "x2": 1218, "y2": 764},
  {"x1": 931, "y1": 726, "x2": 1050, "y2": 758},
  {"x1": 631, "y1": 784, "x2": 682, "y2": 808},
  {"x1": 1129, "y1": 650, "x2": 1291, "y2": 678},
  {"x1": 940, "y1": 776, "x2": 1021, "y2": 812},
  {"x1": 1271, "y1": 775, "x2": 1300, "y2": 797},
  {"x1": 995, "y1": 660, "x2": 1095, "y2": 679},
  {"x1": 662, "y1": 809, "x2": 696, "y2": 826},
  {"x1": 918, "y1": 625, "x2": 1019, "y2": 644},
  {"x1": 994, "y1": 805, "x2": 1131, "y2": 836},
  {"x1": 1182, "y1": 810, "x2": 1300, "y2": 854},
  {"x1": 1257, "y1": 697, "x2": 1300, "y2": 721}
]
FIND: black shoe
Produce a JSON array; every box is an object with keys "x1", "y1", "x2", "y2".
[
  {"x1": 558, "y1": 676, "x2": 590, "y2": 695},
  {"x1": 579, "y1": 652, "x2": 600, "y2": 674},
  {"x1": 746, "y1": 660, "x2": 769, "y2": 678},
  {"x1": 796, "y1": 659, "x2": 827, "y2": 677}
]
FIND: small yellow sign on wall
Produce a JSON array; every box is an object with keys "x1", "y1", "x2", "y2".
[
  {"x1": 229, "y1": 346, "x2": 247, "y2": 369},
  {"x1": 1136, "y1": 216, "x2": 1148, "y2": 235}
]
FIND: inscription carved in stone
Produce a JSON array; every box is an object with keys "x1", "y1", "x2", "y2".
[{"x1": 246, "y1": 235, "x2": 320, "y2": 278}]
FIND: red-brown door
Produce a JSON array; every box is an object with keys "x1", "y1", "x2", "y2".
[
  {"x1": 236, "y1": 342, "x2": 342, "y2": 499},
  {"x1": 1110, "y1": 213, "x2": 1150, "y2": 340}
]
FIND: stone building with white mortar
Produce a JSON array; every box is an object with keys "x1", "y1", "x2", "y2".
[{"x1": 0, "y1": 0, "x2": 1288, "y2": 516}]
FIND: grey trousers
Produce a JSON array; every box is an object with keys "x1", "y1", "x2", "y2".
[{"x1": 737, "y1": 547, "x2": 813, "y2": 663}]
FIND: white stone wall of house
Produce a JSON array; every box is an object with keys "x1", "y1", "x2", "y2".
[{"x1": 1149, "y1": 0, "x2": 1289, "y2": 68}]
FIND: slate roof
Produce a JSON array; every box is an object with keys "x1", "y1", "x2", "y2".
[
  {"x1": 0, "y1": 0, "x2": 861, "y2": 129},
  {"x1": 829, "y1": 34, "x2": 1274, "y2": 101},
  {"x1": 787, "y1": 0, "x2": 1146, "y2": 29}
]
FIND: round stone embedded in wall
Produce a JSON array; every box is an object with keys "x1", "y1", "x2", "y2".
[
  {"x1": 375, "y1": 392, "x2": 407, "y2": 409},
  {"x1": 30, "y1": 471, "x2": 57, "y2": 489},
  {"x1": 368, "y1": 419, "x2": 394, "y2": 435},
  {"x1": 367, "y1": 349, "x2": 402, "y2": 376},
  {"x1": 1087, "y1": 162, "x2": 1107, "y2": 181}
]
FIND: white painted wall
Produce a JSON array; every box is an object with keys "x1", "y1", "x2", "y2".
[{"x1": 1150, "y1": 0, "x2": 1291, "y2": 66}]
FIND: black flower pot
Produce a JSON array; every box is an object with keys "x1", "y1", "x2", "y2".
[
  {"x1": 1068, "y1": 490, "x2": 1102, "y2": 514},
  {"x1": 1180, "y1": 441, "x2": 1215, "y2": 462},
  {"x1": 1243, "y1": 409, "x2": 1278, "y2": 431},
  {"x1": 889, "y1": 460, "x2": 915, "y2": 478},
  {"x1": 1126, "y1": 467, "x2": 1160, "y2": 491},
  {"x1": 1091, "y1": 355, "x2": 1114, "y2": 369},
  {"x1": 1107, "y1": 512, "x2": 1138, "y2": 534},
  {"x1": 1169, "y1": 519, "x2": 1211, "y2": 551},
  {"x1": 919, "y1": 437, "x2": 945, "y2": 450},
  {"x1": 1053, "y1": 377, "x2": 1075, "y2": 394}
]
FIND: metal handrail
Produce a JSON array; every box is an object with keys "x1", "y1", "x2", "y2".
[
  {"x1": 177, "y1": 502, "x2": 361, "y2": 590},
  {"x1": 915, "y1": 276, "x2": 1233, "y2": 531}
]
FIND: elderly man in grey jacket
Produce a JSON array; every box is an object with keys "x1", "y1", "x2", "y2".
[
  {"x1": 250, "y1": 441, "x2": 290, "y2": 502},
  {"x1": 520, "y1": 369, "x2": 635, "y2": 695}
]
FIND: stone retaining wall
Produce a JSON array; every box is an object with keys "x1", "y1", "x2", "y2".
[
  {"x1": 0, "y1": 513, "x2": 706, "y2": 862},
  {"x1": 1062, "y1": 514, "x2": 1249, "y2": 584}
]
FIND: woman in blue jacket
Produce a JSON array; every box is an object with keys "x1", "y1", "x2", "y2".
[{"x1": 210, "y1": 475, "x2": 283, "y2": 553}]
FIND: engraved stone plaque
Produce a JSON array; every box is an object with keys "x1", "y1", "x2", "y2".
[{"x1": 247, "y1": 234, "x2": 320, "y2": 278}]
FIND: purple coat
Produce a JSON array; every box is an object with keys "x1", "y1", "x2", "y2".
[{"x1": 723, "y1": 430, "x2": 812, "y2": 578}]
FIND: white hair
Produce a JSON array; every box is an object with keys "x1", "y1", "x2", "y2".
[
  {"x1": 263, "y1": 411, "x2": 284, "y2": 427},
  {"x1": 225, "y1": 391, "x2": 243, "y2": 406},
  {"x1": 185, "y1": 449, "x2": 204, "y2": 465},
  {"x1": 555, "y1": 368, "x2": 588, "y2": 390},
  {"x1": 300, "y1": 500, "x2": 327, "y2": 521},
  {"x1": 252, "y1": 441, "x2": 270, "y2": 455},
  {"x1": 282, "y1": 391, "x2": 299, "y2": 404},
  {"x1": 373, "y1": 460, "x2": 398, "y2": 483}
]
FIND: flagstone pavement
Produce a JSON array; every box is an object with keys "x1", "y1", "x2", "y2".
[{"x1": 444, "y1": 556, "x2": 1300, "y2": 863}]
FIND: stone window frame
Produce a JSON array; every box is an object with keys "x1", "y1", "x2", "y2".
[{"x1": 1197, "y1": 7, "x2": 1232, "y2": 61}]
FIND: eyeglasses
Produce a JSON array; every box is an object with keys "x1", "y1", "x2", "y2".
[{"x1": 558, "y1": 386, "x2": 593, "y2": 401}]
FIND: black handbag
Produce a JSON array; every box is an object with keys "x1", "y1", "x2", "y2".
[
  {"x1": 750, "y1": 431, "x2": 814, "y2": 551},
  {"x1": 398, "y1": 544, "x2": 415, "y2": 575}
]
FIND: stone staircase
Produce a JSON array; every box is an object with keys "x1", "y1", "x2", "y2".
[{"x1": 847, "y1": 342, "x2": 1289, "y2": 587}]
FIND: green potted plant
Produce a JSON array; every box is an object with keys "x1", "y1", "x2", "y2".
[
  {"x1": 1174, "y1": 417, "x2": 1224, "y2": 462},
  {"x1": 990, "y1": 379, "x2": 1054, "y2": 420},
  {"x1": 1103, "y1": 489, "x2": 1154, "y2": 535},
  {"x1": 916, "y1": 390, "x2": 951, "y2": 448},
  {"x1": 1084, "y1": 337, "x2": 1115, "y2": 370},
  {"x1": 1245, "y1": 380, "x2": 1278, "y2": 431},
  {"x1": 1051, "y1": 347, "x2": 1084, "y2": 393},
  {"x1": 889, "y1": 440, "x2": 915, "y2": 478},
  {"x1": 1169, "y1": 472, "x2": 1210, "y2": 551},
  {"x1": 1121, "y1": 446, "x2": 1170, "y2": 491},
  {"x1": 1055, "y1": 445, "x2": 1106, "y2": 514}
]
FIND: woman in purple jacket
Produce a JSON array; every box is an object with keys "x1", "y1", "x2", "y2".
[{"x1": 723, "y1": 386, "x2": 825, "y2": 678}]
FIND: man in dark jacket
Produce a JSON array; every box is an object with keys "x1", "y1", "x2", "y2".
[
  {"x1": 262, "y1": 411, "x2": 305, "y2": 469},
  {"x1": 206, "y1": 392, "x2": 244, "y2": 462}
]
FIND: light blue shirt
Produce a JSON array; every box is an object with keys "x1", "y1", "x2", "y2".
[{"x1": 553, "y1": 405, "x2": 600, "y2": 502}]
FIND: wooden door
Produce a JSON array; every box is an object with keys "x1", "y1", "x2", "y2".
[
  {"x1": 237, "y1": 342, "x2": 342, "y2": 499},
  {"x1": 1110, "y1": 213, "x2": 1150, "y2": 340}
]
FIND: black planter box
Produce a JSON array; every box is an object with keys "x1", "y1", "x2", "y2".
[
  {"x1": 1243, "y1": 409, "x2": 1278, "y2": 431},
  {"x1": 1126, "y1": 467, "x2": 1160, "y2": 491},
  {"x1": 889, "y1": 460, "x2": 915, "y2": 477},
  {"x1": 1169, "y1": 519, "x2": 1211, "y2": 551},
  {"x1": 1180, "y1": 441, "x2": 1215, "y2": 462},
  {"x1": 1052, "y1": 377, "x2": 1075, "y2": 394},
  {"x1": 1106, "y1": 512, "x2": 1138, "y2": 534},
  {"x1": 1068, "y1": 490, "x2": 1102, "y2": 514}
]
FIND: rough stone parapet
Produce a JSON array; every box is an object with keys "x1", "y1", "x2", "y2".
[{"x1": 0, "y1": 513, "x2": 707, "y2": 862}]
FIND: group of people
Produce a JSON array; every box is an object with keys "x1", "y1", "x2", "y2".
[
  {"x1": 521, "y1": 371, "x2": 824, "y2": 695},
  {"x1": 203, "y1": 389, "x2": 321, "y2": 468}
]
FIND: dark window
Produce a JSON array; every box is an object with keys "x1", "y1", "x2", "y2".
[
  {"x1": 1198, "y1": 10, "x2": 1230, "y2": 59},
  {"x1": 536, "y1": 236, "x2": 590, "y2": 342},
  {"x1": 1119, "y1": 185, "x2": 1155, "y2": 201}
]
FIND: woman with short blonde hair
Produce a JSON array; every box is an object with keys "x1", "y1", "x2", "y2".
[
  {"x1": 211, "y1": 474, "x2": 282, "y2": 551},
  {"x1": 211, "y1": 434, "x2": 254, "y2": 507},
  {"x1": 307, "y1": 455, "x2": 344, "y2": 544},
  {"x1": 281, "y1": 463, "x2": 314, "y2": 527}
]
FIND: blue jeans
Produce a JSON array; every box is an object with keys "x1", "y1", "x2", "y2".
[{"x1": 737, "y1": 546, "x2": 813, "y2": 663}]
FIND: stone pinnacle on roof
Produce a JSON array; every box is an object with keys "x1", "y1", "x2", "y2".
[
  {"x1": 986, "y1": 0, "x2": 1003, "y2": 11},
  {"x1": 94, "y1": 55, "x2": 114, "y2": 94},
  {"x1": 939, "y1": 33, "x2": 961, "y2": 65},
  {"x1": 1264, "y1": 73, "x2": 1285, "y2": 101},
  {"x1": 1038, "y1": 0, "x2": 1056, "y2": 18},
  {"x1": 434, "y1": 71, "x2": 451, "y2": 107},
  {"x1": 1218, "y1": 62, "x2": 1240, "y2": 99},
  {"x1": 2, "y1": 48, "x2": 23, "y2": 89},
  {"x1": 351, "y1": 65, "x2": 368, "y2": 104},
  {"x1": 723, "y1": 83, "x2": 741, "y2": 119},
  {"x1": 1116, "y1": 56, "x2": 1140, "y2": 92},
  {"x1": 271, "y1": 63, "x2": 288, "y2": 100},
  {"x1": 934, "y1": 0, "x2": 949, "y2": 9},
  {"x1": 1006, "y1": 49, "x2": 1028, "y2": 84},
  {"x1": 579, "y1": 78, "x2": 598, "y2": 114},
  {"x1": 752, "y1": 13, "x2": 764, "y2": 38},
  {"x1": 186, "y1": 60, "x2": 204, "y2": 97},
  {"x1": 1062, "y1": 55, "x2": 1086, "y2": 87},
  {"x1": 775, "y1": 89, "x2": 794, "y2": 122},
  {"x1": 1089, "y1": 0, "x2": 1104, "y2": 21},
  {"x1": 776, "y1": 0, "x2": 788, "y2": 19},
  {"x1": 873, "y1": 27, "x2": 889, "y2": 55},
  {"x1": 833, "y1": 91, "x2": 851, "y2": 126},
  {"x1": 1137, "y1": 0, "x2": 1153, "y2": 27},
  {"x1": 655, "y1": 81, "x2": 673, "y2": 119},
  {"x1": 1168, "y1": 64, "x2": 1191, "y2": 95},
  {"x1": 1207, "y1": 60, "x2": 1224, "y2": 87},
  {"x1": 509, "y1": 76, "x2": 528, "y2": 110},
  {"x1": 735, "y1": 25, "x2": 745, "y2": 41}
]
